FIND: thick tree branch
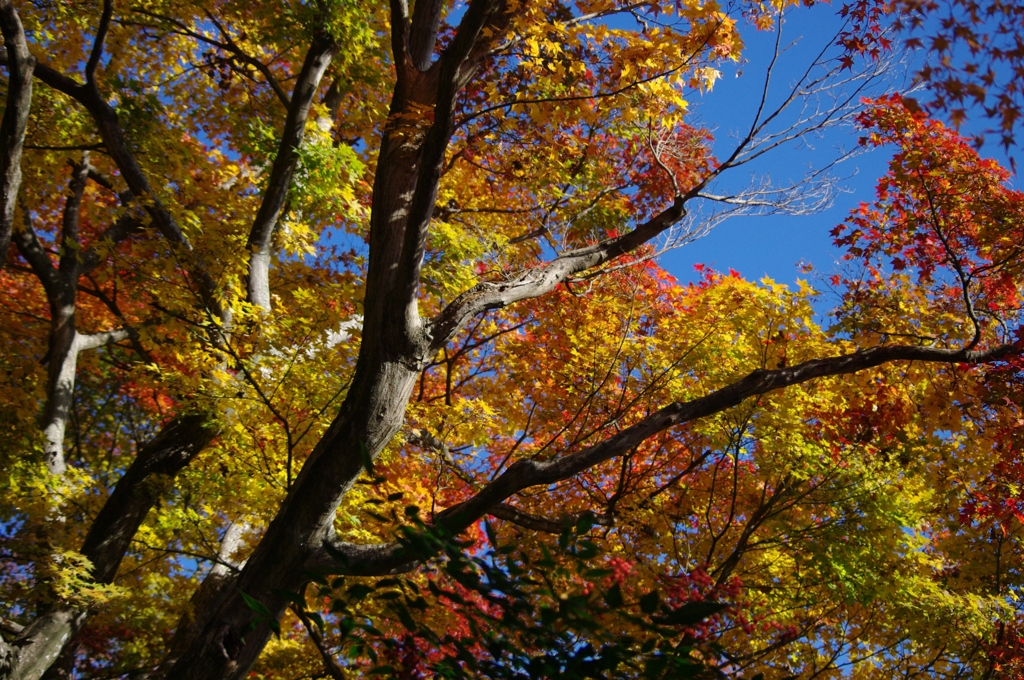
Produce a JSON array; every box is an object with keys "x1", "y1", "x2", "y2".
[
  {"x1": 389, "y1": 0, "x2": 410, "y2": 73},
  {"x1": 394, "y1": 0, "x2": 507, "y2": 337},
  {"x1": 29, "y1": 57, "x2": 225, "y2": 319},
  {"x1": 85, "y1": 0, "x2": 113, "y2": 82},
  {"x1": 408, "y1": 0, "x2": 444, "y2": 71},
  {"x1": 81, "y1": 413, "x2": 221, "y2": 582},
  {"x1": 78, "y1": 209, "x2": 145, "y2": 274},
  {"x1": 311, "y1": 339, "x2": 1020, "y2": 576},
  {"x1": 0, "y1": 0, "x2": 34, "y2": 270},
  {"x1": 6, "y1": 415, "x2": 220, "y2": 680},
  {"x1": 76, "y1": 327, "x2": 133, "y2": 351},
  {"x1": 426, "y1": 196, "x2": 687, "y2": 353},
  {"x1": 12, "y1": 213, "x2": 64, "y2": 302},
  {"x1": 246, "y1": 34, "x2": 336, "y2": 311}
]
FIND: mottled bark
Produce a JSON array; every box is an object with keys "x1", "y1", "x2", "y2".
[
  {"x1": 156, "y1": 3, "x2": 510, "y2": 678},
  {"x1": 0, "y1": 0, "x2": 33, "y2": 269}
]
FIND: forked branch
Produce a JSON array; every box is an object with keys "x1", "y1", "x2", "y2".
[{"x1": 313, "y1": 338, "x2": 1019, "y2": 576}]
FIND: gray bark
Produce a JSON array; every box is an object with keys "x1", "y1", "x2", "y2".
[
  {"x1": 246, "y1": 35, "x2": 336, "y2": 311},
  {"x1": 0, "y1": 0, "x2": 33, "y2": 269},
  {"x1": 156, "y1": 3, "x2": 510, "y2": 678},
  {"x1": 12, "y1": 160, "x2": 131, "y2": 475},
  {"x1": 304, "y1": 340, "x2": 1019, "y2": 577}
]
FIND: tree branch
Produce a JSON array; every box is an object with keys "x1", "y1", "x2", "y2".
[
  {"x1": 0, "y1": 0, "x2": 34, "y2": 270},
  {"x1": 80, "y1": 413, "x2": 221, "y2": 582},
  {"x1": 29, "y1": 56, "x2": 225, "y2": 319},
  {"x1": 392, "y1": 0, "x2": 508, "y2": 340},
  {"x1": 311, "y1": 339, "x2": 1020, "y2": 576},
  {"x1": 408, "y1": 0, "x2": 444, "y2": 71},
  {"x1": 77, "y1": 327, "x2": 133, "y2": 351},
  {"x1": 246, "y1": 34, "x2": 336, "y2": 310},
  {"x1": 85, "y1": 0, "x2": 113, "y2": 82},
  {"x1": 389, "y1": 0, "x2": 410, "y2": 73},
  {"x1": 426, "y1": 195, "x2": 687, "y2": 353},
  {"x1": 291, "y1": 603, "x2": 347, "y2": 680},
  {"x1": 489, "y1": 503, "x2": 612, "y2": 534},
  {"x1": 58, "y1": 158, "x2": 89, "y2": 279},
  {"x1": 6, "y1": 415, "x2": 220, "y2": 680},
  {"x1": 12, "y1": 211, "x2": 64, "y2": 302}
]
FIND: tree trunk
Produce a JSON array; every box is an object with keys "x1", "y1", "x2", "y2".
[
  {"x1": 160, "y1": 357, "x2": 421, "y2": 680},
  {"x1": 157, "y1": 72, "x2": 436, "y2": 678},
  {"x1": 0, "y1": 0, "x2": 34, "y2": 269}
]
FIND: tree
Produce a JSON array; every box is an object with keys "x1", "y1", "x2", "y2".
[
  {"x1": 839, "y1": 0, "x2": 1024, "y2": 151},
  {"x1": 0, "y1": 0, "x2": 1023, "y2": 678}
]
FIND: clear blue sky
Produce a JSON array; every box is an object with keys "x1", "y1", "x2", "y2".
[
  {"x1": 661, "y1": 3, "x2": 1017, "y2": 290},
  {"x1": 661, "y1": 4, "x2": 892, "y2": 288}
]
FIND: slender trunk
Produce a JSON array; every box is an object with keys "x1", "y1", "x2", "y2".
[
  {"x1": 0, "y1": 0, "x2": 34, "y2": 268},
  {"x1": 41, "y1": 311, "x2": 78, "y2": 476},
  {"x1": 246, "y1": 35, "x2": 336, "y2": 311}
]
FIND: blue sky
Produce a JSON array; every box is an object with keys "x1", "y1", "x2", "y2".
[
  {"x1": 661, "y1": 4, "x2": 893, "y2": 288},
  {"x1": 660, "y1": 2, "x2": 1018, "y2": 291}
]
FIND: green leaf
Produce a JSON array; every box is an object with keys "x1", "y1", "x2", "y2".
[
  {"x1": 604, "y1": 582, "x2": 624, "y2": 608},
  {"x1": 359, "y1": 440, "x2": 374, "y2": 477},
  {"x1": 238, "y1": 590, "x2": 273, "y2": 619},
  {"x1": 575, "y1": 512, "x2": 595, "y2": 534},
  {"x1": 347, "y1": 584, "x2": 373, "y2": 601},
  {"x1": 484, "y1": 519, "x2": 499, "y2": 548},
  {"x1": 271, "y1": 589, "x2": 307, "y2": 608},
  {"x1": 640, "y1": 590, "x2": 660, "y2": 614}
]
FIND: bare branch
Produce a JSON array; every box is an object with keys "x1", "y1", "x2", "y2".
[
  {"x1": 489, "y1": 503, "x2": 613, "y2": 534},
  {"x1": 12, "y1": 210, "x2": 63, "y2": 302},
  {"x1": 29, "y1": 56, "x2": 226, "y2": 319},
  {"x1": 77, "y1": 327, "x2": 133, "y2": 351},
  {"x1": 85, "y1": 0, "x2": 114, "y2": 82},
  {"x1": 291, "y1": 602, "x2": 346, "y2": 680},
  {"x1": 426, "y1": 196, "x2": 687, "y2": 353}
]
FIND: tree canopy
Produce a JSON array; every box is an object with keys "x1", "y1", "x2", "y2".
[{"x1": 1, "y1": 0, "x2": 1024, "y2": 678}]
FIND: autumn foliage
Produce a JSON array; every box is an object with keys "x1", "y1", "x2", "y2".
[{"x1": 0, "y1": 0, "x2": 1023, "y2": 679}]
